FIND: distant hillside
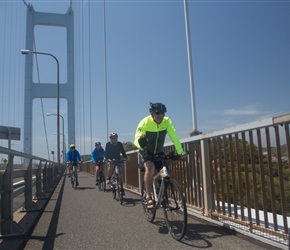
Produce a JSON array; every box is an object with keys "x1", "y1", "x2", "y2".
[
  {"x1": 123, "y1": 141, "x2": 138, "y2": 152},
  {"x1": 263, "y1": 144, "x2": 288, "y2": 157}
]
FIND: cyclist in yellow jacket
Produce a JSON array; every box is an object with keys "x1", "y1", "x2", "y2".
[{"x1": 134, "y1": 102, "x2": 187, "y2": 209}]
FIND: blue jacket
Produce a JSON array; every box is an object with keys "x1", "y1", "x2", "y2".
[
  {"x1": 91, "y1": 147, "x2": 106, "y2": 162},
  {"x1": 66, "y1": 149, "x2": 82, "y2": 163}
]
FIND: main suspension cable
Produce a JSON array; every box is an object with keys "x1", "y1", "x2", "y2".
[
  {"x1": 21, "y1": 0, "x2": 30, "y2": 7},
  {"x1": 103, "y1": 0, "x2": 109, "y2": 141},
  {"x1": 88, "y1": 0, "x2": 93, "y2": 148},
  {"x1": 81, "y1": 0, "x2": 86, "y2": 157}
]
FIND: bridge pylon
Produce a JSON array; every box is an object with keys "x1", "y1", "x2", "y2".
[{"x1": 22, "y1": 4, "x2": 75, "y2": 157}]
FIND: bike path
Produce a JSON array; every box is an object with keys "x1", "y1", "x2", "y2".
[{"x1": 14, "y1": 171, "x2": 279, "y2": 249}]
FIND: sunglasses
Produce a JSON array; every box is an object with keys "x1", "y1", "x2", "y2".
[{"x1": 155, "y1": 112, "x2": 165, "y2": 115}]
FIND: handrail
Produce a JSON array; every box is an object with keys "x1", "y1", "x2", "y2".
[{"x1": 0, "y1": 147, "x2": 65, "y2": 237}]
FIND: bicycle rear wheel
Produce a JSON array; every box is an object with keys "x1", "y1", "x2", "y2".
[
  {"x1": 163, "y1": 178, "x2": 187, "y2": 241},
  {"x1": 141, "y1": 181, "x2": 156, "y2": 222}
]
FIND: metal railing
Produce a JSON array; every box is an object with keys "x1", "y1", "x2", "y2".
[
  {"x1": 81, "y1": 113, "x2": 290, "y2": 248},
  {"x1": 0, "y1": 146, "x2": 65, "y2": 237}
]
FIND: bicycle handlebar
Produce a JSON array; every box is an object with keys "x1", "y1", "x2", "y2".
[
  {"x1": 153, "y1": 151, "x2": 188, "y2": 161},
  {"x1": 95, "y1": 160, "x2": 105, "y2": 164},
  {"x1": 67, "y1": 161, "x2": 82, "y2": 164},
  {"x1": 106, "y1": 158, "x2": 126, "y2": 164}
]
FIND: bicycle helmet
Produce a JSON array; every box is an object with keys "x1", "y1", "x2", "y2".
[
  {"x1": 149, "y1": 102, "x2": 167, "y2": 114},
  {"x1": 70, "y1": 144, "x2": 75, "y2": 149},
  {"x1": 109, "y1": 132, "x2": 118, "y2": 138},
  {"x1": 95, "y1": 142, "x2": 101, "y2": 146}
]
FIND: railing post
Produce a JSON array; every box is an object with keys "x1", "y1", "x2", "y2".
[
  {"x1": 49, "y1": 163, "x2": 52, "y2": 187},
  {"x1": 35, "y1": 161, "x2": 44, "y2": 199},
  {"x1": 1, "y1": 154, "x2": 23, "y2": 235},
  {"x1": 201, "y1": 139, "x2": 212, "y2": 216},
  {"x1": 123, "y1": 160, "x2": 127, "y2": 186},
  {"x1": 43, "y1": 162, "x2": 48, "y2": 192},
  {"x1": 24, "y1": 159, "x2": 33, "y2": 210}
]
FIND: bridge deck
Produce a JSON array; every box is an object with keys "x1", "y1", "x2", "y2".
[{"x1": 0, "y1": 171, "x2": 276, "y2": 249}]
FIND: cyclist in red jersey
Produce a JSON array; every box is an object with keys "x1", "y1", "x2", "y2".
[{"x1": 105, "y1": 132, "x2": 128, "y2": 195}]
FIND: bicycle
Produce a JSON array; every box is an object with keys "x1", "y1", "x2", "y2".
[
  {"x1": 96, "y1": 160, "x2": 106, "y2": 192},
  {"x1": 140, "y1": 152, "x2": 188, "y2": 241},
  {"x1": 107, "y1": 159, "x2": 124, "y2": 205},
  {"x1": 68, "y1": 162, "x2": 79, "y2": 190}
]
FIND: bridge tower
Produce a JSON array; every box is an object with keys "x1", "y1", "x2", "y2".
[{"x1": 23, "y1": 4, "x2": 75, "y2": 156}]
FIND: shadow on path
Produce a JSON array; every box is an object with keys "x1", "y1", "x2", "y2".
[{"x1": 20, "y1": 175, "x2": 66, "y2": 249}]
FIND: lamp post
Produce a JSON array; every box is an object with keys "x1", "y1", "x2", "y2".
[
  {"x1": 21, "y1": 49, "x2": 61, "y2": 173},
  {"x1": 54, "y1": 133, "x2": 66, "y2": 163},
  {"x1": 183, "y1": 0, "x2": 201, "y2": 136},
  {"x1": 47, "y1": 113, "x2": 65, "y2": 163}
]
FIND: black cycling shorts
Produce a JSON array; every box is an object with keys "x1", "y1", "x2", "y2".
[{"x1": 139, "y1": 150, "x2": 165, "y2": 172}]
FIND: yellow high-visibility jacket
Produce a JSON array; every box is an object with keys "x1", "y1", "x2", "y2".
[{"x1": 134, "y1": 115, "x2": 183, "y2": 155}]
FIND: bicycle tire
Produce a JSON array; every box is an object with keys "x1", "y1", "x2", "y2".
[
  {"x1": 112, "y1": 179, "x2": 116, "y2": 199},
  {"x1": 98, "y1": 172, "x2": 103, "y2": 191},
  {"x1": 163, "y1": 178, "x2": 187, "y2": 241},
  {"x1": 117, "y1": 176, "x2": 123, "y2": 205},
  {"x1": 100, "y1": 173, "x2": 106, "y2": 192},
  {"x1": 74, "y1": 172, "x2": 77, "y2": 190},
  {"x1": 141, "y1": 181, "x2": 156, "y2": 222},
  {"x1": 71, "y1": 172, "x2": 76, "y2": 189}
]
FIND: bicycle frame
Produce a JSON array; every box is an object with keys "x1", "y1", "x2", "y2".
[
  {"x1": 108, "y1": 159, "x2": 124, "y2": 205},
  {"x1": 96, "y1": 161, "x2": 105, "y2": 176},
  {"x1": 152, "y1": 166, "x2": 169, "y2": 208},
  {"x1": 68, "y1": 162, "x2": 78, "y2": 172},
  {"x1": 111, "y1": 164, "x2": 120, "y2": 189},
  {"x1": 72, "y1": 164, "x2": 77, "y2": 173},
  {"x1": 69, "y1": 162, "x2": 78, "y2": 190},
  {"x1": 141, "y1": 151, "x2": 188, "y2": 241}
]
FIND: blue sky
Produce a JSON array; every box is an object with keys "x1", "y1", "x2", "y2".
[{"x1": 0, "y1": 0, "x2": 290, "y2": 160}]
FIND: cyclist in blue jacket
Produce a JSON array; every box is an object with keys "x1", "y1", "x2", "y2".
[
  {"x1": 66, "y1": 144, "x2": 82, "y2": 186},
  {"x1": 91, "y1": 142, "x2": 106, "y2": 185}
]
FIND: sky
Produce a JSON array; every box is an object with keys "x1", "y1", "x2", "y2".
[{"x1": 0, "y1": 0, "x2": 290, "y2": 161}]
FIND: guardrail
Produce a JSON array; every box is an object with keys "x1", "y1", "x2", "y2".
[
  {"x1": 81, "y1": 113, "x2": 290, "y2": 248},
  {"x1": 0, "y1": 146, "x2": 65, "y2": 237}
]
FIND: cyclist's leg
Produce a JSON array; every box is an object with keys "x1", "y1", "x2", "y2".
[
  {"x1": 106, "y1": 162, "x2": 114, "y2": 183},
  {"x1": 95, "y1": 164, "x2": 100, "y2": 184},
  {"x1": 68, "y1": 164, "x2": 72, "y2": 176},
  {"x1": 75, "y1": 164, "x2": 79, "y2": 185},
  {"x1": 144, "y1": 161, "x2": 155, "y2": 209},
  {"x1": 144, "y1": 161, "x2": 154, "y2": 196}
]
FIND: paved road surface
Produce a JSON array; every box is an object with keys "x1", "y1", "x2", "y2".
[{"x1": 0, "y1": 171, "x2": 281, "y2": 249}]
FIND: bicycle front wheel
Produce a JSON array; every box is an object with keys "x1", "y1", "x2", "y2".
[
  {"x1": 101, "y1": 174, "x2": 106, "y2": 192},
  {"x1": 163, "y1": 178, "x2": 187, "y2": 241},
  {"x1": 99, "y1": 173, "x2": 106, "y2": 191},
  {"x1": 116, "y1": 176, "x2": 123, "y2": 205},
  {"x1": 71, "y1": 172, "x2": 75, "y2": 189},
  {"x1": 111, "y1": 180, "x2": 116, "y2": 199}
]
